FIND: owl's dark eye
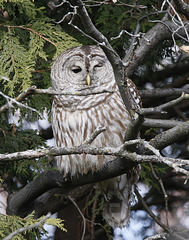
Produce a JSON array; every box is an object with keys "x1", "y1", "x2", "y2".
[{"x1": 72, "y1": 66, "x2": 82, "y2": 73}]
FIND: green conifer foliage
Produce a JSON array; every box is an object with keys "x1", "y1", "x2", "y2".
[
  {"x1": 0, "y1": 2, "x2": 80, "y2": 238},
  {"x1": 0, "y1": 212, "x2": 66, "y2": 240},
  {"x1": 0, "y1": 1, "x2": 80, "y2": 97}
]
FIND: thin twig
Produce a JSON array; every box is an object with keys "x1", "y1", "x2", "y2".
[
  {"x1": 0, "y1": 24, "x2": 57, "y2": 47},
  {"x1": 0, "y1": 86, "x2": 115, "y2": 114},
  {"x1": 83, "y1": 126, "x2": 107, "y2": 144},
  {"x1": 149, "y1": 163, "x2": 169, "y2": 227},
  {"x1": 138, "y1": 93, "x2": 189, "y2": 116},
  {"x1": 91, "y1": 197, "x2": 98, "y2": 240},
  {"x1": 0, "y1": 86, "x2": 36, "y2": 114},
  {"x1": 68, "y1": 196, "x2": 86, "y2": 240},
  {"x1": 0, "y1": 90, "x2": 43, "y2": 118},
  {"x1": 144, "y1": 233, "x2": 168, "y2": 240},
  {"x1": 83, "y1": 0, "x2": 146, "y2": 8},
  {"x1": 34, "y1": 87, "x2": 115, "y2": 95},
  {"x1": 166, "y1": 0, "x2": 189, "y2": 41},
  {"x1": 135, "y1": 187, "x2": 186, "y2": 240}
]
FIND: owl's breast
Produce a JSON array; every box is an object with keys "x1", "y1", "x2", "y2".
[{"x1": 52, "y1": 92, "x2": 130, "y2": 175}]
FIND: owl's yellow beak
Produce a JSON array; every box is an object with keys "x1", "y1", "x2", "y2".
[{"x1": 87, "y1": 73, "x2": 91, "y2": 86}]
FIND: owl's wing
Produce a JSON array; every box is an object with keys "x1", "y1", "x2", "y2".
[
  {"x1": 101, "y1": 78, "x2": 141, "y2": 228},
  {"x1": 127, "y1": 78, "x2": 142, "y2": 108}
]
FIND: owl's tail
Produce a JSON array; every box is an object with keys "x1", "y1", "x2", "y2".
[{"x1": 100, "y1": 174, "x2": 133, "y2": 229}]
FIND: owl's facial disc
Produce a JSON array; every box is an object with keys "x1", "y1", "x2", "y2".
[{"x1": 62, "y1": 53, "x2": 113, "y2": 90}]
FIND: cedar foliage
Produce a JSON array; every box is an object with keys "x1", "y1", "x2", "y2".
[
  {"x1": 0, "y1": 1, "x2": 80, "y2": 97},
  {"x1": 0, "y1": 0, "x2": 80, "y2": 238},
  {"x1": 0, "y1": 212, "x2": 67, "y2": 240}
]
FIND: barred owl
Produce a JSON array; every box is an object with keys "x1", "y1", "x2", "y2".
[{"x1": 51, "y1": 45, "x2": 141, "y2": 228}]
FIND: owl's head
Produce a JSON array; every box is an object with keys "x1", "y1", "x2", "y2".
[{"x1": 51, "y1": 45, "x2": 115, "y2": 91}]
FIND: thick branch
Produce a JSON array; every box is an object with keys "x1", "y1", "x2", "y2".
[
  {"x1": 174, "y1": 0, "x2": 189, "y2": 20},
  {"x1": 150, "y1": 121, "x2": 189, "y2": 150},
  {"x1": 140, "y1": 87, "x2": 189, "y2": 98},
  {"x1": 124, "y1": 20, "x2": 189, "y2": 76},
  {"x1": 142, "y1": 118, "x2": 183, "y2": 129},
  {"x1": 5, "y1": 121, "x2": 189, "y2": 217},
  {"x1": 31, "y1": 185, "x2": 92, "y2": 218},
  {"x1": 7, "y1": 144, "x2": 189, "y2": 218},
  {"x1": 7, "y1": 157, "x2": 136, "y2": 216},
  {"x1": 0, "y1": 144, "x2": 153, "y2": 162},
  {"x1": 148, "y1": 62, "x2": 189, "y2": 83}
]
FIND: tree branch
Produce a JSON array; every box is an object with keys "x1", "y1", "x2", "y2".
[
  {"x1": 140, "y1": 87, "x2": 189, "y2": 98},
  {"x1": 68, "y1": 196, "x2": 86, "y2": 240},
  {"x1": 135, "y1": 187, "x2": 186, "y2": 240},
  {"x1": 1, "y1": 137, "x2": 189, "y2": 177},
  {"x1": 7, "y1": 156, "x2": 136, "y2": 217},
  {"x1": 4, "y1": 116, "x2": 189, "y2": 217},
  {"x1": 139, "y1": 93, "x2": 189, "y2": 115},
  {"x1": 150, "y1": 121, "x2": 189, "y2": 150},
  {"x1": 142, "y1": 118, "x2": 184, "y2": 129},
  {"x1": 144, "y1": 233, "x2": 168, "y2": 240},
  {"x1": 0, "y1": 24, "x2": 57, "y2": 47},
  {"x1": 0, "y1": 86, "x2": 40, "y2": 115},
  {"x1": 0, "y1": 85, "x2": 116, "y2": 114},
  {"x1": 173, "y1": 0, "x2": 189, "y2": 20},
  {"x1": 3, "y1": 117, "x2": 189, "y2": 218},
  {"x1": 7, "y1": 143, "x2": 189, "y2": 218},
  {"x1": 124, "y1": 20, "x2": 189, "y2": 76}
]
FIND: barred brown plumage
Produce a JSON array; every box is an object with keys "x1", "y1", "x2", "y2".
[{"x1": 51, "y1": 45, "x2": 141, "y2": 228}]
